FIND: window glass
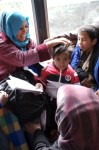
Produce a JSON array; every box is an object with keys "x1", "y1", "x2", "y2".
[
  {"x1": 0, "y1": 0, "x2": 36, "y2": 41},
  {"x1": 47, "y1": 0, "x2": 99, "y2": 36}
]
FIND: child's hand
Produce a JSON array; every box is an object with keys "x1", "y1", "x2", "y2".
[
  {"x1": 25, "y1": 122, "x2": 41, "y2": 133},
  {"x1": 81, "y1": 78, "x2": 94, "y2": 88},
  {"x1": 35, "y1": 83, "x2": 43, "y2": 91},
  {"x1": 95, "y1": 90, "x2": 99, "y2": 97},
  {"x1": 0, "y1": 91, "x2": 8, "y2": 106}
]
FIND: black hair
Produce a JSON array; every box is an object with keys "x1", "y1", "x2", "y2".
[
  {"x1": 52, "y1": 44, "x2": 72, "y2": 59},
  {"x1": 77, "y1": 24, "x2": 98, "y2": 41}
]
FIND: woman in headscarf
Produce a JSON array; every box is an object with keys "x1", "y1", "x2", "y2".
[
  {"x1": 31, "y1": 84, "x2": 99, "y2": 150},
  {"x1": 0, "y1": 11, "x2": 68, "y2": 80},
  {"x1": 0, "y1": 11, "x2": 67, "y2": 117},
  {"x1": 0, "y1": 11, "x2": 68, "y2": 149}
]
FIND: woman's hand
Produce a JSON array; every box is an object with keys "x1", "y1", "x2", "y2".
[{"x1": 44, "y1": 37, "x2": 70, "y2": 49}]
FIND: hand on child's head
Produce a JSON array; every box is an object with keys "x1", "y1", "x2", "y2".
[
  {"x1": 0, "y1": 91, "x2": 8, "y2": 106},
  {"x1": 44, "y1": 37, "x2": 70, "y2": 49}
]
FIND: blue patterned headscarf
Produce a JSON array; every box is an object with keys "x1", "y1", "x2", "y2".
[{"x1": 1, "y1": 11, "x2": 30, "y2": 51}]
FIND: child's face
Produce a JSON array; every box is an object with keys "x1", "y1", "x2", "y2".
[
  {"x1": 53, "y1": 51, "x2": 70, "y2": 70},
  {"x1": 77, "y1": 31, "x2": 96, "y2": 53}
]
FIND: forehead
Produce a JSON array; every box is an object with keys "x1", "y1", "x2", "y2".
[
  {"x1": 54, "y1": 51, "x2": 69, "y2": 58},
  {"x1": 78, "y1": 31, "x2": 90, "y2": 38},
  {"x1": 21, "y1": 20, "x2": 27, "y2": 26}
]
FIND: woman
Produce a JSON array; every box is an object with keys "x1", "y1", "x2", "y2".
[
  {"x1": 0, "y1": 11, "x2": 68, "y2": 149},
  {"x1": 31, "y1": 84, "x2": 99, "y2": 150},
  {"x1": 0, "y1": 11, "x2": 68, "y2": 81}
]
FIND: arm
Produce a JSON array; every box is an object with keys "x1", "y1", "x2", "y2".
[
  {"x1": 73, "y1": 71, "x2": 80, "y2": 85},
  {"x1": 70, "y1": 45, "x2": 81, "y2": 69},
  {"x1": 40, "y1": 68, "x2": 48, "y2": 88},
  {"x1": 0, "y1": 37, "x2": 69, "y2": 67},
  {"x1": 68, "y1": 65, "x2": 80, "y2": 85},
  {"x1": 0, "y1": 42, "x2": 51, "y2": 67},
  {"x1": 33, "y1": 129, "x2": 58, "y2": 150},
  {"x1": 33, "y1": 129, "x2": 51, "y2": 150},
  {"x1": 25, "y1": 123, "x2": 58, "y2": 150}
]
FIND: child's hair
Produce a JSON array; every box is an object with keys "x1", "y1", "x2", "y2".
[
  {"x1": 52, "y1": 44, "x2": 72, "y2": 59},
  {"x1": 77, "y1": 24, "x2": 98, "y2": 41}
]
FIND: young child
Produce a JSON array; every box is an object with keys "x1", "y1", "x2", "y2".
[
  {"x1": 40, "y1": 44, "x2": 80, "y2": 140},
  {"x1": 0, "y1": 91, "x2": 30, "y2": 150},
  {"x1": 70, "y1": 25, "x2": 99, "y2": 88},
  {"x1": 41, "y1": 44, "x2": 80, "y2": 99}
]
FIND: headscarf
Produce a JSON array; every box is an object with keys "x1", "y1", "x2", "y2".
[
  {"x1": 0, "y1": 11, "x2": 30, "y2": 51},
  {"x1": 56, "y1": 84, "x2": 99, "y2": 150}
]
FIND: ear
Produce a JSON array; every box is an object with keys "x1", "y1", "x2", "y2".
[{"x1": 92, "y1": 38, "x2": 97, "y2": 46}]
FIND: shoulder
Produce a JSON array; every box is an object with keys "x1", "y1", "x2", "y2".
[
  {"x1": 41, "y1": 62, "x2": 54, "y2": 72},
  {"x1": 72, "y1": 45, "x2": 81, "y2": 55},
  {"x1": 68, "y1": 64, "x2": 75, "y2": 71}
]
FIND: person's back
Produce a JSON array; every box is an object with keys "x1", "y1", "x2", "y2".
[
  {"x1": 55, "y1": 84, "x2": 99, "y2": 150},
  {"x1": 30, "y1": 84, "x2": 99, "y2": 150}
]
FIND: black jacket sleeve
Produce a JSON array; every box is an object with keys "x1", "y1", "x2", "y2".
[{"x1": 33, "y1": 129, "x2": 59, "y2": 150}]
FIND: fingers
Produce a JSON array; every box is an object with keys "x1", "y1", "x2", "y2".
[
  {"x1": 35, "y1": 83, "x2": 43, "y2": 91},
  {"x1": 0, "y1": 91, "x2": 8, "y2": 98},
  {"x1": 53, "y1": 37, "x2": 69, "y2": 45},
  {"x1": 95, "y1": 90, "x2": 99, "y2": 97},
  {"x1": 45, "y1": 37, "x2": 70, "y2": 49},
  {"x1": 0, "y1": 91, "x2": 8, "y2": 106},
  {"x1": 55, "y1": 37, "x2": 70, "y2": 43}
]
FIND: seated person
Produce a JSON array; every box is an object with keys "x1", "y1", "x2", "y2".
[
  {"x1": 40, "y1": 44, "x2": 80, "y2": 138},
  {"x1": 0, "y1": 91, "x2": 29, "y2": 150},
  {"x1": 27, "y1": 84, "x2": 99, "y2": 150},
  {"x1": 70, "y1": 25, "x2": 99, "y2": 89},
  {"x1": 0, "y1": 10, "x2": 68, "y2": 148},
  {"x1": 45, "y1": 23, "x2": 99, "y2": 92},
  {"x1": 41, "y1": 44, "x2": 80, "y2": 99}
]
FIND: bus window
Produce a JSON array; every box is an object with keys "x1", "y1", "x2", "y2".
[
  {"x1": 47, "y1": 0, "x2": 99, "y2": 37},
  {"x1": 0, "y1": 0, "x2": 36, "y2": 41}
]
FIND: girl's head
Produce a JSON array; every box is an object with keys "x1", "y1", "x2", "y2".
[
  {"x1": 2, "y1": 11, "x2": 30, "y2": 50},
  {"x1": 77, "y1": 25, "x2": 98, "y2": 52},
  {"x1": 52, "y1": 44, "x2": 72, "y2": 70}
]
